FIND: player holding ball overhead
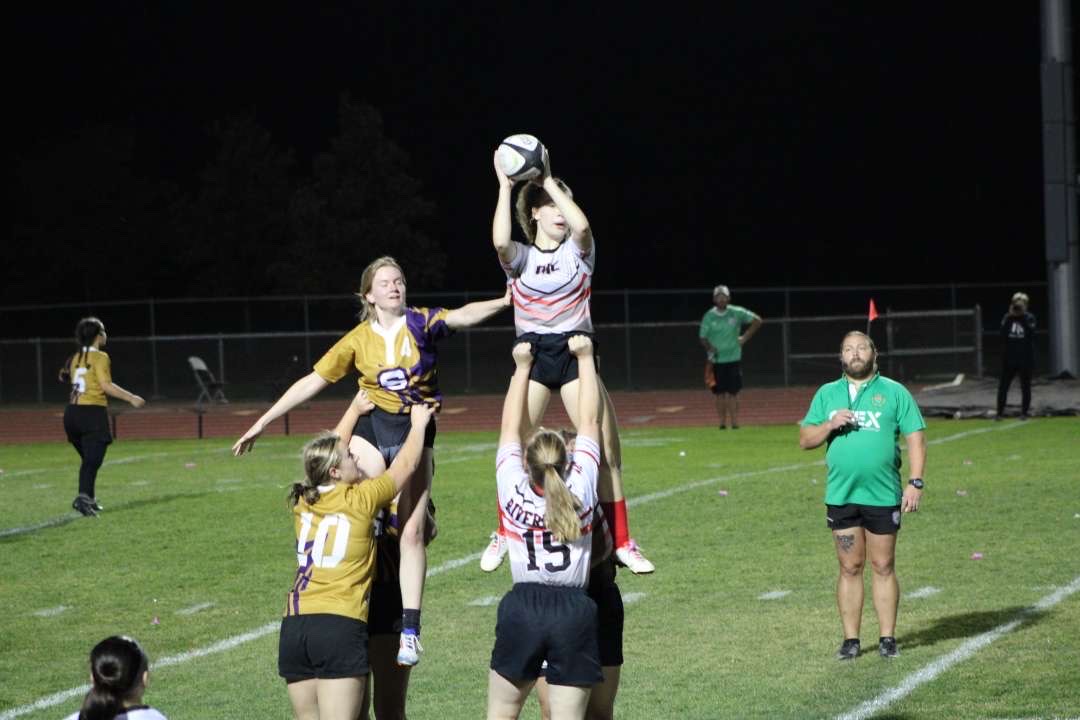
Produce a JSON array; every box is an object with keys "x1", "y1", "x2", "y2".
[{"x1": 479, "y1": 137, "x2": 655, "y2": 575}]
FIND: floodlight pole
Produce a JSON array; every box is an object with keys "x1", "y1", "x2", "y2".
[{"x1": 1040, "y1": 0, "x2": 1079, "y2": 376}]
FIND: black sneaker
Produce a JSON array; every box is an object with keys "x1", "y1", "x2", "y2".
[
  {"x1": 72, "y1": 495, "x2": 98, "y2": 518},
  {"x1": 836, "y1": 638, "x2": 860, "y2": 660},
  {"x1": 878, "y1": 636, "x2": 899, "y2": 658}
]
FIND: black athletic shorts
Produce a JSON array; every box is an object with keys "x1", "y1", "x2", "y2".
[
  {"x1": 63, "y1": 405, "x2": 113, "y2": 445},
  {"x1": 826, "y1": 503, "x2": 902, "y2": 535},
  {"x1": 278, "y1": 614, "x2": 370, "y2": 681},
  {"x1": 710, "y1": 361, "x2": 743, "y2": 395},
  {"x1": 352, "y1": 406, "x2": 436, "y2": 466},
  {"x1": 517, "y1": 332, "x2": 599, "y2": 391},
  {"x1": 490, "y1": 583, "x2": 601, "y2": 687},
  {"x1": 588, "y1": 558, "x2": 624, "y2": 667}
]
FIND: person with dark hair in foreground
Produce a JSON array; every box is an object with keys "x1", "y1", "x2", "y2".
[{"x1": 63, "y1": 636, "x2": 167, "y2": 720}]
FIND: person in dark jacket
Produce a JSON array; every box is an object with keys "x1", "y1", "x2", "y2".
[{"x1": 996, "y1": 292, "x2": 1036, "y2": 419}]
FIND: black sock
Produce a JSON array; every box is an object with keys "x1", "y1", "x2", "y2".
[{"x1": 402, "y1": 609, "x2": 421, "y2": 635}]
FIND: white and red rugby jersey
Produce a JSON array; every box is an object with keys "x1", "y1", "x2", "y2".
[{"x1": 501, "y1": 238, "x2": 595, "y2": 336}]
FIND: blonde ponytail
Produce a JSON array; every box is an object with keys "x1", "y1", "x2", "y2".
[
  {"x1": 287, "y1": 432, "x2": 341, "y2": 507},
  {"x1": 525, "y1": 429, "x2": 582, "y2": 543}
]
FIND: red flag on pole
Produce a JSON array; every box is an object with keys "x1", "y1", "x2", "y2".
[{"x1": 868, "y1": 299, "x2": 879, "y2": 323}]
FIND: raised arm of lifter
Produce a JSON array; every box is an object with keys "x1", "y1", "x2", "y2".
[
  {"x1": 568, "y1": 335, "x2": 600, "y2": 443},
  {"x1": 385, "y1": 404, "x2": 435, "y2": 493},
  {"x1": 498, "y1": 343, "x2": 534, "y2": 447}
]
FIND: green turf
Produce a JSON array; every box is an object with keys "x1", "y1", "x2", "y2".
[{"x1": 2, "y1": 418, "x2": 1078, "y2": 719}]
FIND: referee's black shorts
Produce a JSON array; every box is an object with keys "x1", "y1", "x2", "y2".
[{"x1": 490, "y1": 583, "x2": 601, "y2": 687}]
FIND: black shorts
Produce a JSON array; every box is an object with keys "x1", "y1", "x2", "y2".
[
  {"x1": 588, "y1": 559, "x2": 624, "y2": 668},
  {"x1": 490, "y1": 583, "x2": 601, "y2": 687},
  {"x1": 278, "y1": 614, "x2": 370, "y2": 681},
  {"x1": 352, "y1": 407, "x2": 436, "y2": 466},
  {"x1": 518, "y1": 332, "x2": 599, "y2": 391},
  {"x1": 826, "y1": 504, "x2": 902, "y2": 535},
  {"x1": 63, "y1": 405, "x2": 113, "y2": 445},
  {"x1": 710, "y1": 361, "x2": 743, "y2": 395}
]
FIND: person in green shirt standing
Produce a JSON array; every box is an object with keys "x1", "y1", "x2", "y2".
[
  {"x1": 698, "y1": 285, "x2": 762, "y2": 429},
  {"x1": 799, "y1": 331, "x2": 926, "y2": 661}
]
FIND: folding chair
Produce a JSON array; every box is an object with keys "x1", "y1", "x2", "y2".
[{"x1": 188, "y1": 356, "x2": 228, "y2": 406}]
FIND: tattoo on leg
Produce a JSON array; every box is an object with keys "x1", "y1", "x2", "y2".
[{"x1": 835, "y1": 534, "x2": 856, "y2": 553}]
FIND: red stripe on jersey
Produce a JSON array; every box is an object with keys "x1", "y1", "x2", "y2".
[
  {"x1": 513, "y1": 273, "x2": 590, "y2": 307},
  {"x1": 513, "y1": 292, "x2": 591, "y2": 323}
]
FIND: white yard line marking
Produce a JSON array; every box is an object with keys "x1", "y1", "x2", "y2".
[
  {"x1": 175, "y1": 602, "x2": 216, "y2": 616},
  {"x1": 904, "y1": 586, "x2": 942, "y2": 599},
  {"x1": 758, "y1": 590, "x2": 791, "y2": 600},
  {"x1": 622, "y1": 592, "x2": 647, "y2": 604},
  {"x1": 835, "y1": 574, "x2": 1080, "y2": 720},
  {"x1": 0, "y1": 421, "x2": 1037, "y2": 718},
  {"x1": 31, "y1": 605, "x2": 69, "y2": 618},
  {"x1": 1, "y1": 446, "x2": 234, "y2": 479},
  {"x1": 468, "y1": 596, "x2": 500, "y2": 607}
]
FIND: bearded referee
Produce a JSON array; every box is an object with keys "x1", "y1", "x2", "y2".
[{"x1": 799, "y1": 331, "x2": 926, "y2": 660}]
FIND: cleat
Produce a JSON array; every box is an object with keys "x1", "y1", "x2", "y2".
[
  {"x1": 480, "y1": 531, "x2": 508, "y2": 572},
  {"x1": 72, "y1": 495, "x2": 98, "y2": 518},
  {"x1": 90, "y1": 498, "x2": 104, "y2": 512},
  {"x1": 878, "y1": 636, "x2": 899, "y2": 658},
  {"x1": 614, "y1": 540, "x2": 655, "y2": 574},
  {"x1": 396, "y1": 632, "x2": 423, "y2": 666},
  {"x1": 836, "y1": 638, "x2": 860, "y2": 661}
]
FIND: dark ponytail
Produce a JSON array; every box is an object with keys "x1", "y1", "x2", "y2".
[
  {"x1": 79, "y1": 636, "x2": 149, "y2": 720},
  {"x1": 62, "y1": 317, "x2": 106, "y2": 382}
]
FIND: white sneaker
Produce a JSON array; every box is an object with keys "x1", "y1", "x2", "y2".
[
  {"x1": 397, "y1": 632, "x2": 423, "y2": 666},
  {"x1": 615, "y1": 540, "x2": 655, "y2": 574},
  {"x1": 479, "y1": 531, "x2": 508, "y2": 572}
]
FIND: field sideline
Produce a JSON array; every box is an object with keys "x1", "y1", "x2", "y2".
[{"x1": 2, "y1": 418, "x2": 1078, "y2": 719}]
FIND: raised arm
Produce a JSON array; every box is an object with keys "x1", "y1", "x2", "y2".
[
  {"x1": 444, "y1": 288, "x2": 512, "y2": 330},
  {"x1": 385, "y1": 404, "x2": 435, "y2": 492},
  {"x1": 568, "y1": 335, "x2": 600, "y2": 443},
  {"x1": 232, "y1": 371, "x2": 329, "y2": 455},
  {"x1": 492, "y1": 150, "x2": 517, "y2": 265},
  {"x1": 499, "y1": 343, "x2": 534, "y2": 447},
  {"x1": 539, "y1": 151, "x2": 592, "y2": 253},
  {"x1": 332, "y1": 389, "x2": 375, "y2": 442}
]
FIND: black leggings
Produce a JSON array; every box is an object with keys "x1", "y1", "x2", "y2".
[
  {"x1": 70, "y1": 435, "x2": 110, "y2": 497},
  {"x1": 996, "y1": 364, "x2": 1032, "y2": 415}
]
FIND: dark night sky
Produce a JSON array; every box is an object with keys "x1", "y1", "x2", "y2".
[{"x1": 11, "y1": 3, "x2": 1058, "y2": 297}]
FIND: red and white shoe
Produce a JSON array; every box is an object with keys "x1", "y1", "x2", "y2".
[
  {"x1": 480, "y1": 531, "x2": 508, "y2": 572},
  {"x1": 615, "y1": 539, "x2": 655, "y2": 574}
]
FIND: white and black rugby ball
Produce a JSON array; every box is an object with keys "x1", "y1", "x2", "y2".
[{"x1": 496, "y1": 134, "x2": 546, "y2": 181}]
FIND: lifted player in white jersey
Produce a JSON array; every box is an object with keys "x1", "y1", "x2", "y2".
[
  {"x1": 481, "y1": 146, "x2": 655, "y2": 576},
  {"x1": 487, "y1": 336, "x2": 602, "y2": 720}
]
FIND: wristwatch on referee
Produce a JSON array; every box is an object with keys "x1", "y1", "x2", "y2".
[{"x1": 908, "y1": 478, "x2": 924, "y2": 489}]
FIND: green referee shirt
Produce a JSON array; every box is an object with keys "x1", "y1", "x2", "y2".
[
  {"x1": 699, "y1": 305, "x2": 758, "y2": 363},
  {"x1": 800, "y1": 372, "x2": 926, "y2": 506}
]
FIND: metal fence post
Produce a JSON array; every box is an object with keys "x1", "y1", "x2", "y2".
[
  {"x1": 149, "y1": 298, "x2": 161, "y2": 399},
  {"x1": 218, "y1": 335, "x2": 225, "y2": 383},
  {"x1": 463, "y1": 291, "x2": 472, "y2": 392},
  {"x1": 35, "y1": 338, "x2": 44, "y2": 403},
  {"x1": 974, "y1": 304, "x2": 983, "y2": 378},
  {"x1": 623, "y1": 290, "x2": 632, "y2": 389},
  {"x1": 781, "y1": 317, "x2": 790, "y2": 387},
  {"x1": 885, "y1": 310, "x2": 895, "y2": 377}
]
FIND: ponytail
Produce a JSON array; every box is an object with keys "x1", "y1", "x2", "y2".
[
  {"x1": 63, "y1": 317, "x2": 105, "y2": 382},
  {"x1": 525, "y1": 429, "x2": 582, "y2": 543},
  {"x1": 79, "y1": 636, "x2": 148, "y2": 720},
  {"x1": 288, "y1": 432, "x2": 341, "y2": 507}
]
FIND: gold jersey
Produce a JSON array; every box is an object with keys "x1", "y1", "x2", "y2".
[
  {"x1": 313, "y1": 307, "x2": 453, "y2": 414},
  {"x1": 67, "y1": 349, "x2": 111, "y2": 406},
  {"x1": 284, "y1": 474, "x2": 396, "y2": 621}
]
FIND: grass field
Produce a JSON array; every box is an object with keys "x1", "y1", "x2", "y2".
[{"x1": 2, "y1": 418, "x2": 1078, "y2": 719}]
